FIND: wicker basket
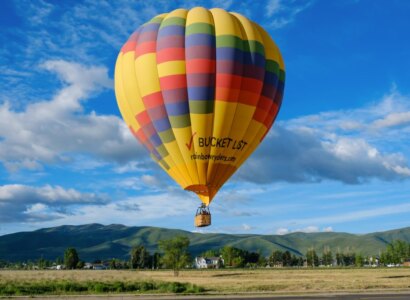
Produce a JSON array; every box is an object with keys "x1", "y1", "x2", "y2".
[{"x1": 194, "y1": 213, "x2": 211, "y2": 227}]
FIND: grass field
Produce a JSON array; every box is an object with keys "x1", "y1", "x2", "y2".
[{"x1": 0, "y1": 268, "x2": 409, "y2": 295}]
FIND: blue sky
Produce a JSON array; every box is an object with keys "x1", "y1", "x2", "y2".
[{"x1": 1, "y1": 0, "x2": 410, "y2": 236}]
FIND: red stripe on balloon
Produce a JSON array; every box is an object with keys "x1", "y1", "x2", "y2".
[
  {"x1": 237, "y1": 90, "x2": 260, "y2": 106},
  {"x1": 215, "y1": 88, "x2": 240, "y2": 102},
  {"x1": 216, "y1": 74, "x2": 242, "y2": 90},
  {"x1": 258, "y1": 95, "x2": 273, "y2": 110},
  {"x1": 186, "y1": 59, "x2": 216, "y2": 73},
  {"x1": 135, "y1": 42, "x2": 157, "y2": 57},
  {"x1": 159, "y1": 75, "x2": 187, "y2": 90},
  {"x1": 135, "y1": 111, "x2": 151, "y2": 127},
  {"x1": 263, "y1": 103, "x2": 279, "y2": 129},
  {"x1": 121, "y1": 41, "x2": 137, "y2": 54},
  {"x1": 253, "y1": 107, "x2": 267, "y2": 123},
  {"x1": 252, "y1": 94, "x2": 274, "y2": 124},
  {"x1": 157, "y1": 48, "x2": 185, "y2": 64},
  {"x1": 134, "y1": 128, "x2": 154, "y2": 152},
  {"x1": 142, "y1": 92, "x2": 163, "y2": 109},
  {"x1": 241, "y1": 77, "x2": 264, "y2": 94}
]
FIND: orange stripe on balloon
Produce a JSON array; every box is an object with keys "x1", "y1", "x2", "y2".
[
  {"x1": 257, "y1": 95, "x2": 273, "y2": 110},
  {"x1": 241, "y1": 77, "x2": 264, "y2": 94},
  {"x1": 215, "y1": 87, "x2": 240, "y2": 102},
  {"x1": 263, "y1": 103, "x2": 279, "y2": 129},
  {"x1": 186, "y1": 59, "x2": 216, "y2": 73},
  {"x1": 216, "y1": 74, "x2": 242, "y2": 89},
  {"x1": 237, "y1": 90, "x2": 260, "y2": 106}
]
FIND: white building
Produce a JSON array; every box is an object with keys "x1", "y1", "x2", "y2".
[{"x1": 194, "y1": 256, "x2": 224, "y2": 269}]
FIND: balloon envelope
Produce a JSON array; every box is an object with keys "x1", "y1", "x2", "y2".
[{"x1": 115, "y1": 7, "x2": 285, "y2": 205}]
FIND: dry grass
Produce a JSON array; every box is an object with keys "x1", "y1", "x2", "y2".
[{"x1": 1, "y1": 268, "x2": 410, "y2": 294}]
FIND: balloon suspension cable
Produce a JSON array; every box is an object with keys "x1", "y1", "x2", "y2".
[{"x1": 196, "y1": 203, "x2": 210, "y2": 216}]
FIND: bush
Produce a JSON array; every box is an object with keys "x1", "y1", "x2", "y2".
[{"x1": 0, "y1": 280, "x2": 204, "y2": 296}]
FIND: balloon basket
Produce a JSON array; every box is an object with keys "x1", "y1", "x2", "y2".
[{"x1": 194, "y1": 204, "x2": 211, "y2": 227}]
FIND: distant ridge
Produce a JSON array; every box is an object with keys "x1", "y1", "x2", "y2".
[{"x1": 0, "y1": 224, "x2": 409, "y2": 262}]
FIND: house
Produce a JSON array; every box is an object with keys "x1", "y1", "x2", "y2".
[
  {"x1": 368, "y1": 256, "x2": 380, "y2": 266},
  {"x1": 195, "y1": 256, "x2": 224, "y2": 269},
  {"x1": 403, "y1": 260, "x2": 410, "y2": 267},
  {"x1": 83, "y1": 263, "x2": 93, "y2": 269},
  {"x1": 93, "y1": 264, "x2": 107, "y2": 270}
]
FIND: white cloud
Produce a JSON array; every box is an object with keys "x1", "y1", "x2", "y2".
[
  {"x1": 24, "y1": 190, "x2": 198, "y2": 229},
  {"x1": 286, "y1": 91, "x2": 410, "y2": 137},
  {"x1": 115, "y1": 174, "x2": 167, "y2": 192},
  {"x1": 284, "y1": 202, "x2": 410, "y2": 227},
  {"x1": 276, "y1": 225, "x2": 333, "y2": 235},
  {"x1": 25, "y1": 203, "x2": 48, "y2": 214},
  {"x1": 323, "y1": 226, "x2": 333, "y2": 232},
  {"x1": 0, "y1": 184, "x2": 109, "y2": 223},
  {"x1": 237, "y1": 126, "x2": 409, "y2": 184},
  {"x1": 372, "y1": 111, "x2": 410, "y2": 129},
  {"x1": 276, "y1": 227, "x2": 290, "y2": 235},
  {"x1": 141, "y1": 175, "x2": 162, "y2": 188},
  {"x1": 298, "y1": 225, "x2": 319, "y2": 233},
  {"x1": 41, "y1": 60, "x2": 112, "y2": 94},
  {"x1": 242, "y1": 223, "x2": 253, "y2": 231},
  {"x1": 15, "y1": 0, "x2": 54, "y2": 25},
  {"x1": 265, "y1": 0, "x2": 312, "y2": 29},
  {"x1": 113, "y1": 161, "x2": 148, "y2": 174},
  {"x1": 236, "y1": 91, "x2": 410, "y2": 184},
  {"x1": 0, "y1": 60, "x2": 146, "y2": 171},
  {"x1": 0, "y1": 184, "x2": 108, "y2": 204},
  {"x1": 266, "y1": 0, "x2": 282, "y2": 17},
  {"x1": 212, "y1": 0, "x2": 234, "y2": 10}
]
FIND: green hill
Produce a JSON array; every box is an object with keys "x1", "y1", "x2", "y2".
[{"x1": 0, "y1": 224, "x2": 409, "y2": 262}]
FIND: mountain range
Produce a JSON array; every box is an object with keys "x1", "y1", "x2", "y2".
[{"x1": 0, "y1": 224, "x2": 409, "y2": 262}]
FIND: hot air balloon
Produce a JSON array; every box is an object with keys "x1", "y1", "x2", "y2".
[{"x1": 114, "y1": 7, "x2": 285, "y2": 227}]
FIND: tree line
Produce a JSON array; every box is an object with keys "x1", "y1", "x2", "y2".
[{"x1": 1, "y1": 237, "x2": 409, "y2": 274}]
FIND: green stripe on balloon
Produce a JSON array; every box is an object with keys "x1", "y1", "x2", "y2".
[
  {"x1": 169, "y1": 114, "x2": 191, "y2": 128},
  {"x1": 189, "y1": 100, "x2": 214, "y2": 114},
  {"x1": 186, "y1": 23, "x2": 215, "y2": 36},
  {"x1": 160, "y1": 17, "x2": 186, "y2": 28}
]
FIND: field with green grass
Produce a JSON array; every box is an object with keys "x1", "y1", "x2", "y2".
[{"x1": 0, "y1": 268, "x2": 409, "y2": 296}]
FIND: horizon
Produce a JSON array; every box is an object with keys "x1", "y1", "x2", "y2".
[{"x1": 1, "y1": 0, "x2": 410, "y2": 236}]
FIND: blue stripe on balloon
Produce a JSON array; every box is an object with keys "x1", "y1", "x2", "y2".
[
  {"x1": 153, "y1": 117, "x2": 172, "y2": 132},
  {"x1": 158, "y1": 25, "x2": 185, "y2": 38},
  {"x1": 215, "y1": 48, "x2": 266, "y2": 68},
  {"x1": 165, "y1": 102, "x2": 190, "y2": 116},
  {"x1": 187, "y1": 86, "x2": 215, "y2": 101},
  {"x1": 186, "y1": 34, "x2": 216, "y2": 48},
  {"x1": 150, "y1": 133, "x2": 162, "y2": 147},
  {"x1": 263, "y1": 71, "x2": 279, "y2": 85}
]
